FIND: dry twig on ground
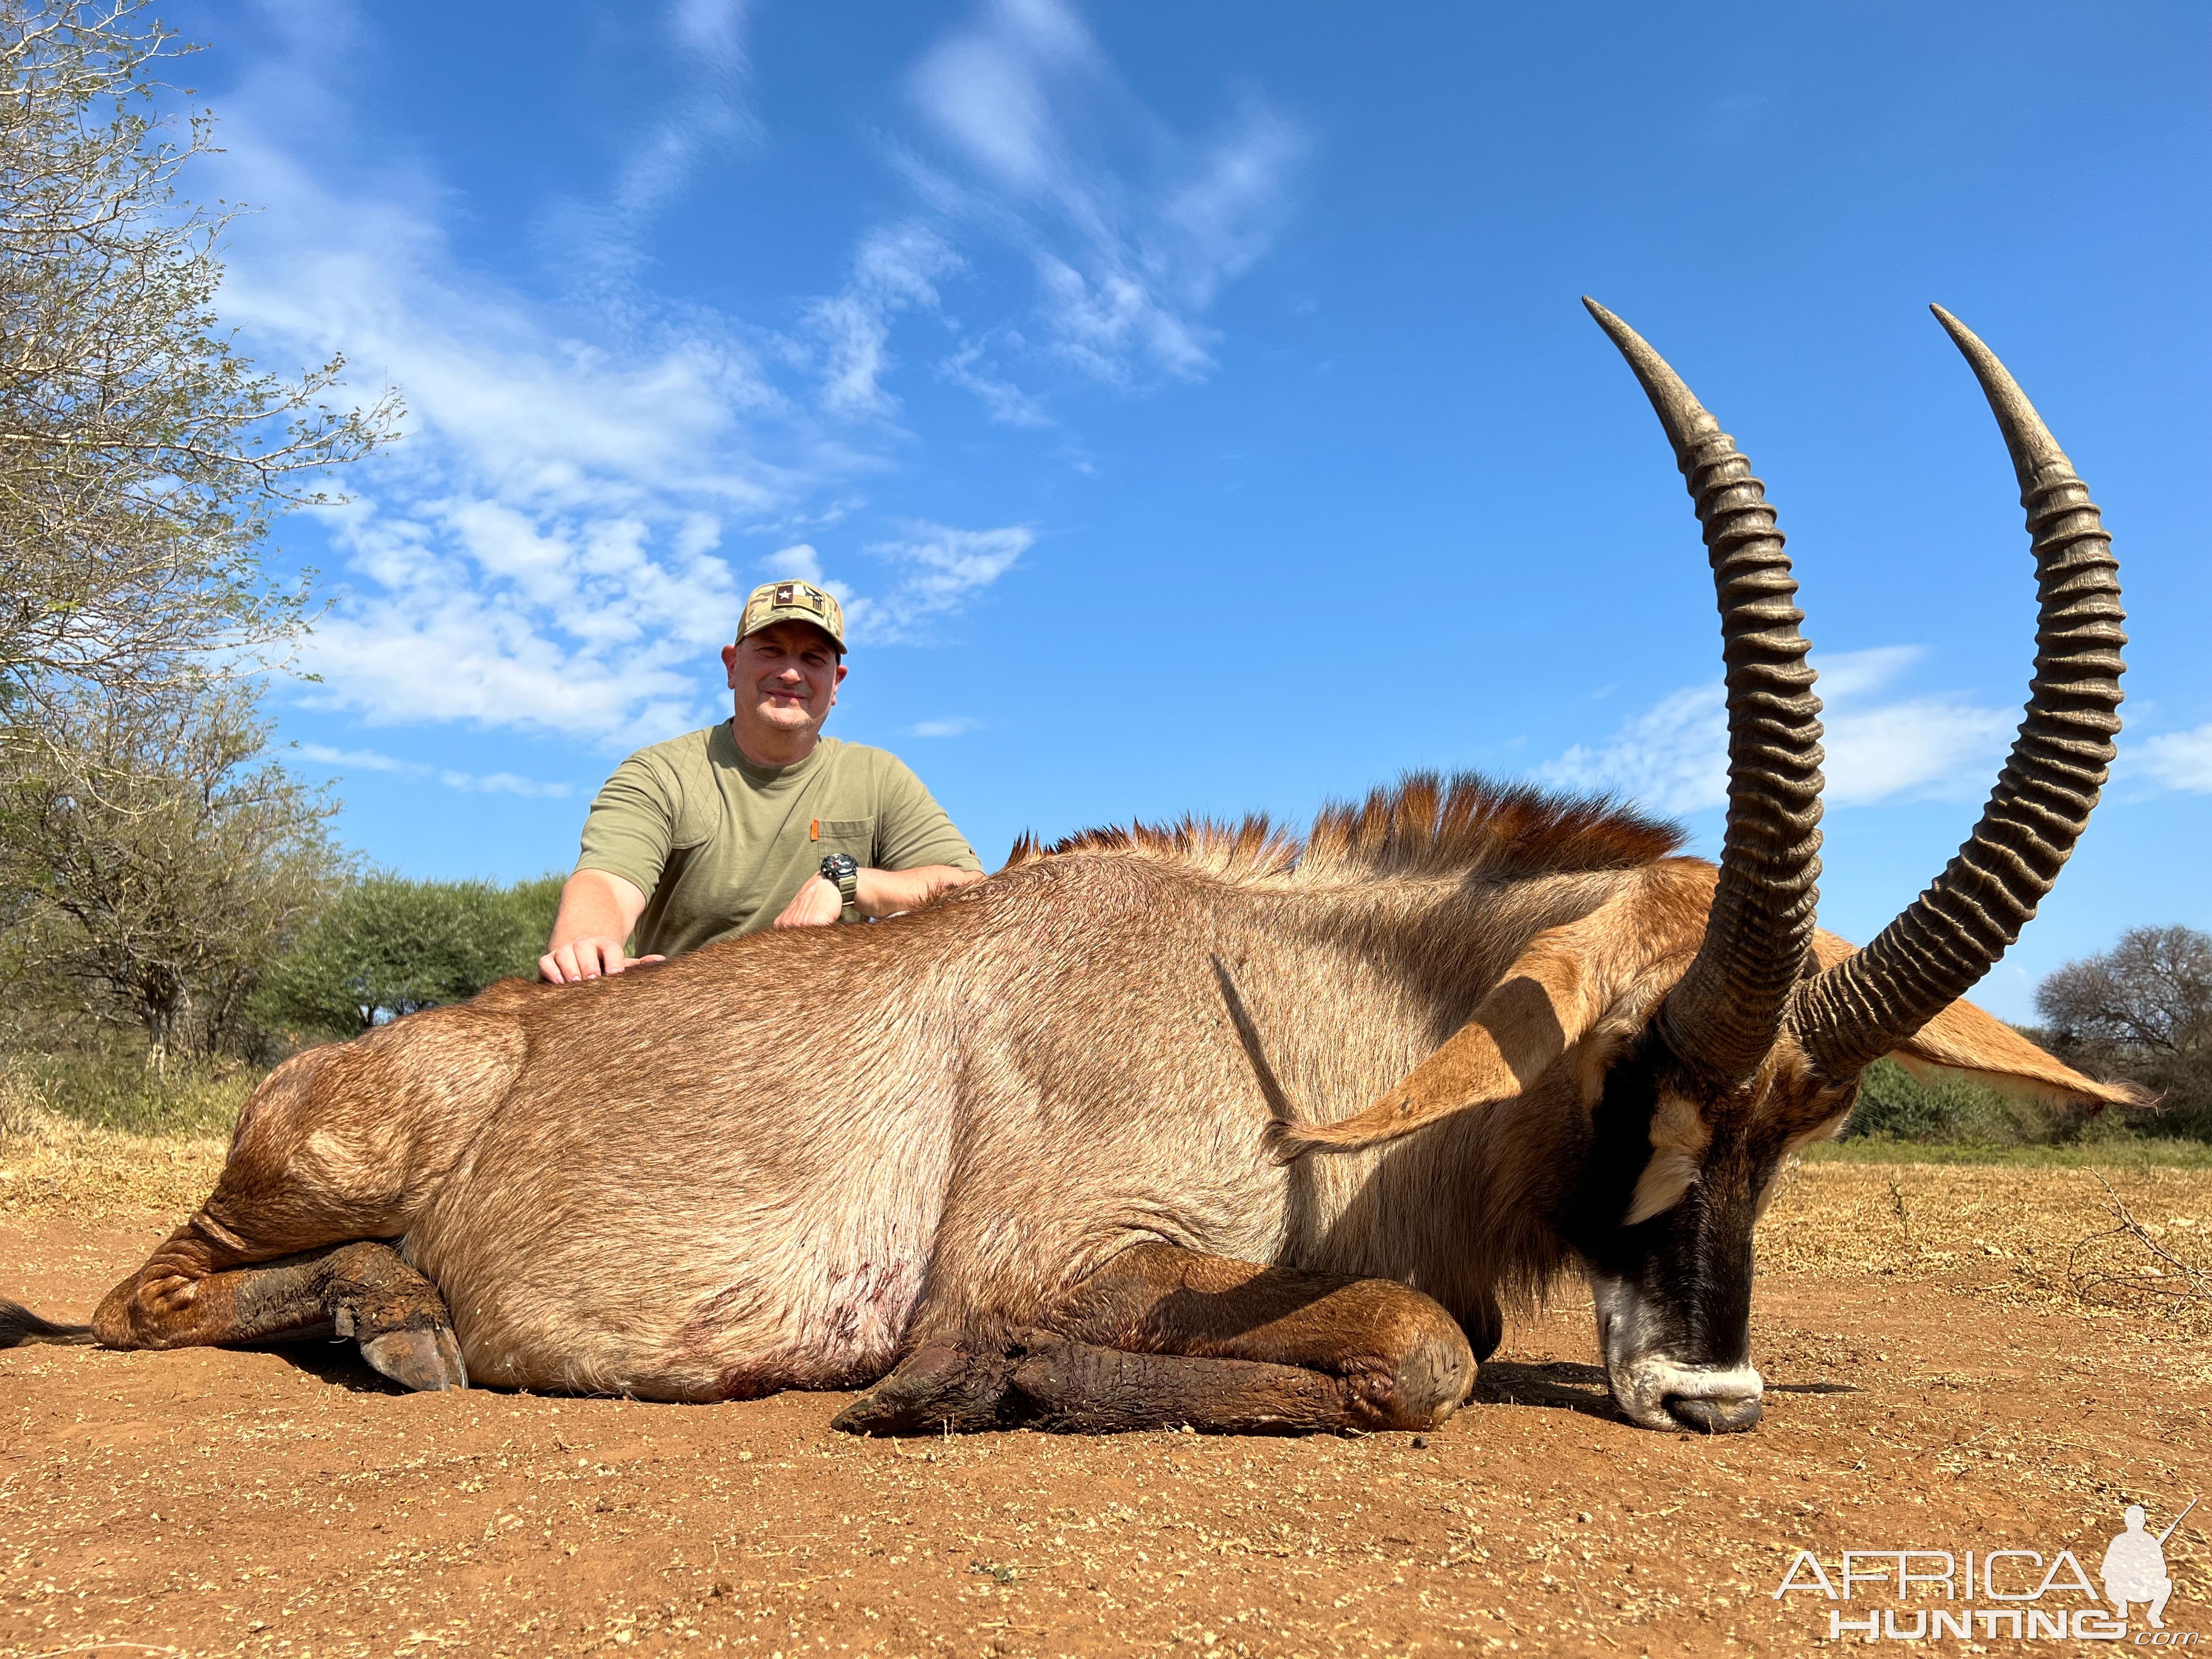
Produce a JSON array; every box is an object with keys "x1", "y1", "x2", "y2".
[{"x1": 2067, "y1": 1172, "x2": 2212, "y2": 1319}]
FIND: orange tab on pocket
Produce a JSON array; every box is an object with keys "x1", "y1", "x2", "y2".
[{"x1": 810, "y1": 818, "x2": 820, "y2": 841}]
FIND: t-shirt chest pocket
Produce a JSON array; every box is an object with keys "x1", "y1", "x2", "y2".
[{"x1": 810, "y1": 816, "x2": 875, "y2": 857}]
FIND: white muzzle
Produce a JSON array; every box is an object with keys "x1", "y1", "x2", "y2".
[{"x1": 1589, "y1": 1272, "x2": 1764, "y2": 1432}]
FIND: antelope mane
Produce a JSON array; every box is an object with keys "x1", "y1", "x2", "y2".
[{"x1": 1005, "y1": 772, "x2": 1684, "y2": 889}]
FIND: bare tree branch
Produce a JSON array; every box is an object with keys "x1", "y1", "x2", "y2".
[{"x1": 0, "y1": 0, "x2": 400, "y2": 725}]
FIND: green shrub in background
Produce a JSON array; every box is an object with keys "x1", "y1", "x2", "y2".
[
  {"x1": 1843, "y1": 1056, "x2": 2145, "y2": 1148},
  {"x1": 252, "y1": 873, "x2": 563, "y2": 1041},
  {"x1": 505, "y1": 872, "x2": 565, "y2": 951},
  {"x1": 2, "y1": 1041, "x2": 256, "y2": 1137},
  {"x1": 1847, "y1": 1059, "x2": 2021, "y2": 1145}
]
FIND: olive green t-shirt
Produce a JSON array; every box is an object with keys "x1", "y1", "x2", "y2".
[{"x1": 573, "y1": 726, "x2": 982, "y2": 958}]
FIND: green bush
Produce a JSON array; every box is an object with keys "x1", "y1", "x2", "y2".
[
  {"x1": 505, "y1": 872, "x2": 565, "y2": 953},
  {"x1": 1843, "y1": 1058, "x2": 2083, "y2": 1148},
  {"x1": 3, "y1": 1041, "x2": 257, "y2": 1137},
  {"x1": 252, "y1": 873, "x2": 562, "y2": 1041}
]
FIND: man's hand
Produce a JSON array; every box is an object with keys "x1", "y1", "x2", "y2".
[
  {"x1": 774, "y1": 864, "x2": 984, "y2": 929},
  {"x1": 540, "y1": 868, "x2": 656, "y2": 983},
  {"x1": 538, "y1": 936, "x2": 665, "y2": 984},
  {"x1": 772, "y1": 876, "x2": 845, "y2": 929}
]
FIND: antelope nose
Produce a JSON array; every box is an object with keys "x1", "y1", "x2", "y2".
[{"x1": 1665, "y1": 1393, "x2": 1763, "y2": 1434}]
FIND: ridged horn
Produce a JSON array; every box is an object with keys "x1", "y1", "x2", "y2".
[
  {"x1": 1585, "y1": 298, "x2": 1826, "y2": 1087},
  {"x1": 1790, "y1": 307, "x2": 2126, "y2": 1076}
]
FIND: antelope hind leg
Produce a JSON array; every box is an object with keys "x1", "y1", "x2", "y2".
[
  {"x1": 92, "y1": 1238, "x2": 466, "y2": 1392},
  {"x1": 830, "y1": 1338, "x2": 1023, "y2": 1435}
]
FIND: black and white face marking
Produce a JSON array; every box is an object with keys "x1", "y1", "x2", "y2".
[
  {"x1": 1754, "y1": 1098, "x2": 1856, "y2": 1221},
  {"x1": 1562, "y1": 1031, "x2": 1773, "y2": 1434}
]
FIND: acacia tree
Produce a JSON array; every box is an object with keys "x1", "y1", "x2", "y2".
[
  {"x1": 2037, "y1": 925, "x2": 2212, "y2": 1136},
  {"x1": 0, "y1": 681, "x2": 345, "y2": 1063},
  {"x1": 0, "y1": 0, "x2": 397, "y2": 725},
  {"x1": 0, "y1": 2, "x2": 398, "y2": 1067}
]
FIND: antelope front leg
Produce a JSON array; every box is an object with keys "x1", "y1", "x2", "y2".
[
  {"x1": 1030, "y1": 1244, "x2": 1475, "y2": 1432},
  {"x1": 835, "y1": 1245, "x2": 1474, "y2": 1436},
  {"x1": 1004, "y1": 1336, "x2": 1385, "y2": 1434}
]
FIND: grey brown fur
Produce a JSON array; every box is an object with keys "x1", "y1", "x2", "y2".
[{"x1": 95, "y1": 788, "x2": 1671, "y2": 1400}]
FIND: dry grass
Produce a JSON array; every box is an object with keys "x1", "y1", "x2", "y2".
[
  {"x1": 7, "y1": 1142, "x2": 2211, "y2": 1657},
  {"x1": 1761, "y1": 1156, "x2": 2212, "y2": 1338},
  {"x1": 2069, "y1": 1172, "x2": 2212, "y2": 1316},
  {"x1": 0, "y1": 1055, "x2": 233, "y2": 1220},
  {"x1": 0, "y1": 1103, "x2": 227, "y2": 1221}
]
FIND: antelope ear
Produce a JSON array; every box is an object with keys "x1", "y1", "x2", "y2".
[
  {"x1": 1272, "y1": 867, "x2": 1710, "y2": 1159},
  {"x1": 1809, "y1": 930, "x2": 2155, "y2": 1111}
]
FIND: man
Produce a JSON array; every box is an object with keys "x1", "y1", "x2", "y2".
[{"x1": 539, "y1": 579, "x2": 985, "y2": 983}]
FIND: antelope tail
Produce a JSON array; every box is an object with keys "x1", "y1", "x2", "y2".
[{"x1": 0, "y1": 1296, "x2": 94, "y2": 1348}]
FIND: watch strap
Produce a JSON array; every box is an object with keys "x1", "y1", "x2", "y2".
[{"x1": 820, "y1": 853, "x2": 861, "y2": 923}]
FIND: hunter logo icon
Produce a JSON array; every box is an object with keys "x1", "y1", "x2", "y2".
[{"x1": 2105, "y1": 1498, "x2": 2194, "y2": 1629}]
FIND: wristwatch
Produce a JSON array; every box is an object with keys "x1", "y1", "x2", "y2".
[{"x1": 819, "y1": 853, "x2": 861, "y2": 922}]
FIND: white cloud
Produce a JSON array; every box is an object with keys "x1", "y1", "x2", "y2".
[
  {"x1": 1538, "y1": 684, "x2": 1729, "y2": 816},
  {"x1": 461, "y1": 771, "x2": 572, "y2": 799},
  {"x1": 189, "y1": 0, "x2": 1288, "y2": 757},
  {"x1": 201, "y1": 26, "x2": 1030, "y2": 751},
  {"x1": 295, "y1": 743, "x2": 573, "y2": 799},
  {"x1": 556, "y1": 0, "x2": 758, "y2": 286},
  {"x1": 296, "y1": 742, "x2": 416, "y2": 775},
  {"x1": 910, "y1": 717, "x2": 979, "y2": 738},
  {"x1": 2138, "y1": 724, "x2": 2212, "y2": 793},
  {"x1": 761, "y1": 543, "x2": 828, "y2": 583},
  {"x1": 1536, "y1": 646, "x2": 2016, "y2": 814},
  {"x1": 670, "y1": 0, "x2": 748, "y2": 66},
  {"x1": 940, "y1": 342, "x2": 1052, "y2": 427},
  {"x1": 848, "y1": 522, "x2": 1035, "y2": 643},
  {"x1": 899, "y1": 0, "x2": 1306, "y2": 397},
  {"x1": 805, "y1": 223, "x2": 962, "y2": 418},
  {"x1": 775, "y1": 0, "x2": 1307, "y2": 428}
]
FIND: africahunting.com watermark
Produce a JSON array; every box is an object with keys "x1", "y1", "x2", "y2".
[{"x1": 1771, "y1": 1497, "x2": 2197, "y2": 1644}]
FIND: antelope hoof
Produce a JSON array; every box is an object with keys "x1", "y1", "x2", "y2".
[
  {"x1": 360, "y1": 1327, "x2": 469, "y2": 1392},
  {"x1": 833, "y1": 1339, "x2": 1021, "y2": 1435},
  {"x1": 1666, "y1": 1393, "x2": 1762, "y2": 1434}
]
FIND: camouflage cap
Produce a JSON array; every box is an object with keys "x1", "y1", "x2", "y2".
[{"x1": 737, "y1": 579, "x2": 847, "y2": 653}]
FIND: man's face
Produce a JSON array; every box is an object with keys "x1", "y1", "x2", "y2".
[{"x1": 723, "y1": 620, "x2": 847, "y2": 738}]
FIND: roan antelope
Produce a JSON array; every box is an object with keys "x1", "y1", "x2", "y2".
[{"x1": 1, "y1": 300, "x2": 2148, "y2": 1436}]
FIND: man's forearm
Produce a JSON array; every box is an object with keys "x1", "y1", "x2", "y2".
[
  {"x1": 549, "y1": 869, "x2": 648, "y2": 949},
  {"x1": 853, "y1": 864, "x2": 984, "y2": 918},
  {"x1": 540, "y1": 868, "x2": 653, "y2": 981}
]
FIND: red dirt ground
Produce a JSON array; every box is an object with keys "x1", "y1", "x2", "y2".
[{"x1": 3, "y1": 1163, "x2": 2209, "y2": 1658}]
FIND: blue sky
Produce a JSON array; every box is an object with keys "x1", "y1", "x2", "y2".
[{"x1": 176, "y1": 0, "x2": 2209, "y2": 1019}]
